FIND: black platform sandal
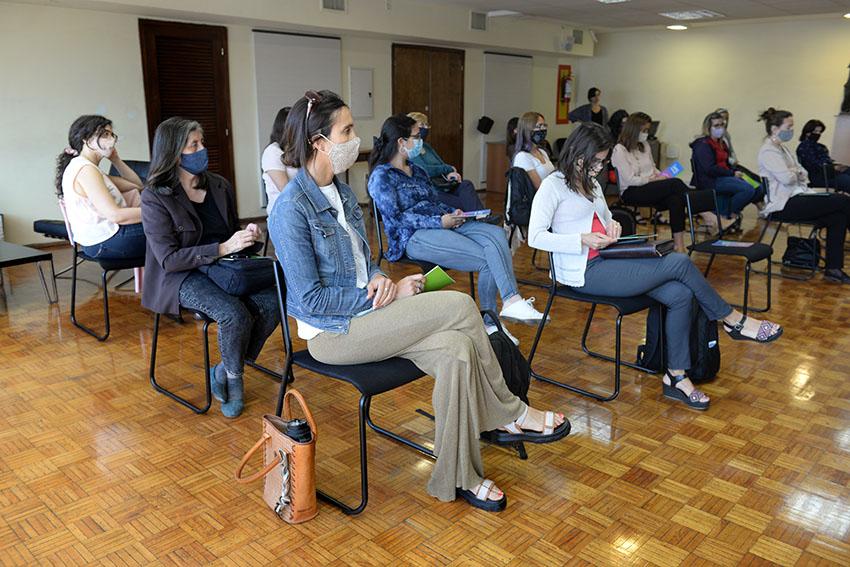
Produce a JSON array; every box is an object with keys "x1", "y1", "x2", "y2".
[
  {"x1": 487, "y1": 411, "x2": 571, "y2": 445},
  {"x1": 663, "y1": 373, "x2": 710, "y2": 411},
  {"x1": 456, "y1": 479, "x2": 506, "y2": 512},
  {"x1": 723, "y1": 315, "x2": 782, "y2": 343}
]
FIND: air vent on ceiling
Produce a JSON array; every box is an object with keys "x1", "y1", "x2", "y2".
[
  {"x1": 321, "y1": 0, "x2": 347, "y2": 13},
  {"x1": 572, "y1": 29, "x2": 583, "y2": 45},
  {"x1": 470, "y1": 11, "x2": 487, "y2": 31},
  {"x1": 660, "y1": 9, "x2": 724, "y2": 21}
]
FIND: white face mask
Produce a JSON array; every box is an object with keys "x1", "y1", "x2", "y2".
[
  {"x1": 319, "y1": 135, "x2": 361, "y2": 175},
  {"x1": 638, "y1": 132, "x2": 649, "y2": 143}
]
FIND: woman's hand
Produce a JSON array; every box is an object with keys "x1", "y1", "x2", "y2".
[
  {"x1": 218, "y1": 229, "x2": 256, "y2": 256},
  {"x1": 108, "y1": 147, "x2": 120, "y2": 163},
  {"x1": 581, "y1": 232, "x2": 617, "y2": 250},
  {"x1": 396, "y1": 274, "x2": 426, "y2": 299},
  {"x1": 441, "y1": 210, "x2": 465, "y2": 229},
  {"x1": 245, "y1": 223, "x2": 262, "y2": 241},
  {"x1": 366, "y1": 275, "x2": 397, "y2": 309},
  {"x1": 605, "y1": 220, "x2": 622, "y2": 241}
]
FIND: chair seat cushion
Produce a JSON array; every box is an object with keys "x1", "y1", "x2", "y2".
[
  {"x1": 690, "y1": 240, "x2": 772, "y2": 261},
  {"x1": 555, "y1": 286, "x2": 657, "y2": 315},
  {"x1": 77, "y1": 251, "x2": 146, "y2": 271},
  {"x1": 292, "y1": 350, "x2": 426, "y2": 396},
  {"x1": 33, "y1": 219, "x2": 68, "y2": 240}
]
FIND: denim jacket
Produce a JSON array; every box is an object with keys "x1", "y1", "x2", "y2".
[
  {"x1": 409, "y1": 143, "x2": 454, "y2": 178},
  {"x1": 268, "y1": 168, "x2": 384, "y2": 334},
  {"x1": 368, "y1": 163, "x2": 453, "y2": 261}
]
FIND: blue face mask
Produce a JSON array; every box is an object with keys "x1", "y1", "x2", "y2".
[
  {"x1": 419, "y1": 127, "x2": 429, "y2": 140},
  {"x1": 405, "y1": 138, "x2": 423, "y2": 159},
  {"x1": 777, "y1": 129, "x2": 794, "y2": 143},
  {"x1": 180, "y1": 148, "x2": 209, "y2": 175}
]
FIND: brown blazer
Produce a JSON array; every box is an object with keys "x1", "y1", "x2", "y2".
[{"x1": 141, "y1": 173, "x2": 240, "y2": 315}]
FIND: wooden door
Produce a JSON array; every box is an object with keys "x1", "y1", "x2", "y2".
[
  {"x1": 139, "y1": 19, "x2": 235, "y2": 190},
  {"x1": 392, "y1": 44, "x2": 464, "y2": 171}
]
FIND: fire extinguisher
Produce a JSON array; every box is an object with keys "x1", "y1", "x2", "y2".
[{"x1": 561, "y1": 76, "x2": 572, "y2": 103}]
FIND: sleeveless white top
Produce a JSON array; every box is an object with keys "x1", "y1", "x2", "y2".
[{"x1": 61, "y1": 156, "x2": 127, "y2": 246}]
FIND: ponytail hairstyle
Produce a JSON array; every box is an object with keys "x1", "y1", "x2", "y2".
[
  {"x1": 145, "y1": 117, "x2": 206, "y2": 192},
  {"x1": 55, "y1": 115, "x2": 113, "y2": 197},
  {"x1": 513, "y1": 111, "x2": 543, "y2": 159},
  {"x1": 558, "y1": 122, "x2": 612, "y2": 199},
  {"x1": 368, "y1": 114, "x2": 416, "y2": 172},
  {"x1": 618, "y1": 111, "x2": 652, "y2": 153},
  {"x1": 757, "y1": 107, "x2": 793, "y2": 136},
  {"x1": 268, "y1": 106, "x2": 291, "y2": 147},
  {"x1": 282, "y1": 90, "x2": 347, "y2": 168}
]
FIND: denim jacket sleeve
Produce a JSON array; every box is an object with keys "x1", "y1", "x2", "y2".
[
  {"x1": 368, "y1": 167, "x2": 444, "y2": 230},
  {"x1": 410, "y1": 144, "x2": 454, "y2": 178},
  {"x1": 271, "y1": 196, "x2": 374, "y2": 318}
]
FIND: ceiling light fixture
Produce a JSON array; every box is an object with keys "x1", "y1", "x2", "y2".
[
  {"x1": 844, "y1": 13, "x2": 850, "y2": 19},
  {"x1": 667, "y1": 25, "x2": 688, "y2": 31},
  {"x1": 660, "y1": 10, "x2": 723, "y2": 20},
  {"x1": 596, "y1": 0, "x2": 631, "y2": 4}
]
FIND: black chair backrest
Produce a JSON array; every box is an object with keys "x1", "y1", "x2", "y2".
[
  {"x1": 553, "y1": 137, "x2": 567, "y2": 159},
  {"x1": 371, "y1": 199, "x2": 386, "y2": 263},
  {"x1": 272, "y1": 260, "x2": 294, "y2": 355},
  {"x1": 108, "y1": 160, "x2": 150, "y2": 183}
]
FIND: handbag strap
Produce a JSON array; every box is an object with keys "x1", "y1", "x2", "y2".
[
  {"x1": 234, "y1": 433, "x2": 281, "y2": 484},
  {"x1": 283, "y1": 389, "x2": 318, "y2": 441}
]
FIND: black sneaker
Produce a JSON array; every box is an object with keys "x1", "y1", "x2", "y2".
[{"x1": 824, "y1": 269, "x2": 850, "y2": 283}]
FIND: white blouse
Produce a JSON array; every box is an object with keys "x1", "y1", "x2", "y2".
[
  {"x1": 61, "y1": 156, "x2": 127, "y2": 246},
  {"x1": 261, "y1": 142, "x2": 299, "y2": 213},
  {"x1": 611, "y1": 143, "x2": 660, "y2": 193},
  {"x1": 513, "y1": 149, "x2": 555, "y2": 181}
]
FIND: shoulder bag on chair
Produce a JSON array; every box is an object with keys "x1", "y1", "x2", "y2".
[
  {"x1": 198, "y1": 253, "x2": 275, "y2": 296},
  {"x1": 235, "y1": 390, "x2": 318, "y2": 524}
]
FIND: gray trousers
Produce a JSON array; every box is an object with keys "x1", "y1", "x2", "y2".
[
  {"x1": 307, "y1": 290, "x2": 526, "y2": 502},
  {"x1": 574, "y1": 253, "x2": 733, "y2": 370}
]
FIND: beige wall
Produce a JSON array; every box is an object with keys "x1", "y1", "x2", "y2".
[
  {"x1": 574, "y1": 17, "x2": 850, "y2": 174},
  {"x1": 0, "y1": 0, "x2": 580, "y2": 244}
]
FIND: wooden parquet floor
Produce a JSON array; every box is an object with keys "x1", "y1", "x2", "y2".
[{"x1": 1, "y1": 196, "x2": 850, "y2": 566}]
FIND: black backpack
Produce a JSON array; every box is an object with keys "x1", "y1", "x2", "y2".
[
  {"x1": 505, "y1": 167, "x2": 536, "y2": 228},
  {"x1": 636, "y1": 299, "x2": 720, "y2": 383},
  {"x1": 488, "y1": 329, "x2": 530, "y2": 404}
]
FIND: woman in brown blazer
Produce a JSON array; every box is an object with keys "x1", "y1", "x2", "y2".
[{"x1": 141, "y1": 117, "x2": 280, "y2": 418}]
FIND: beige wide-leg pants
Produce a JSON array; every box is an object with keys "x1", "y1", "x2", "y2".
[{"x1": 308, "y1": 290, "x2": 526, "y2": 501}]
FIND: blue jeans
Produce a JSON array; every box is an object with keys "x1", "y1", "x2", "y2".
[
  {"x1": 178, "y1": 272, "x2": 280, "y2": 377},
  {"x1": 405, "y1": 222, "x2": 519, "y2": 321},
  {"x1": 81, "y1": 223, "x2": 146, "y2": 259},
  {"x1": 575, "y1": 253, "x2": 733, "y2": 370},
  {"x1": 714, "y1": 176, "x2": 755, "y2": 217}
]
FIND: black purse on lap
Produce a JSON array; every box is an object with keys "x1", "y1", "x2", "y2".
[{"x1": 197, "y1": 254, "x2": 276, "y2": 296}]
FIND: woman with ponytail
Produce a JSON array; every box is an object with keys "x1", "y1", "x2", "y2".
[
  {"x1": 270, "y1": 92, "x2": 569, "y2": 513},
  {"x1": 757, "y1": 108, "x2": 850, "y2": 283},
  {"x1": 56, "y1": 115, "x2": 146, "y2": 259}
]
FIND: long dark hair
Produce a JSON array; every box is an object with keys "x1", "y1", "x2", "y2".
[
  {"x1": 757, "y1": 107, "x2": 793, "y2": 136},
  {"x1": 368, "y1": 114, "x2": 415, "y2": 172},
  {"x1": 618, "y1": 111, "x2": 651, "y2": 153},
  {"x1": 282, "y1": 90, "x2": 347, "y2": 168},
  {"x1": 145, "y1": 117, "x2": 206, "y2": 191},
  {"x1": 800, "y1": 119, "x2": 825, "y2": 142},
  {"x1": 607, "y1": 109, "x2": 628, "y2": 140},
  {"x1": 55, "y1": 115, "x2": 112, "y2": 197},
  {"x1": 558, "y1": 122, "x2": 612, "y2": 198},
  {"x1": 505, "y1": 116, "x2": 518, "y2": 158},
  {"x1": 513, "y1": 111, "x2": 543, "y2": 159},
  {"x1": 268, "y1": 106, "x2": 291, "y2": 146}
]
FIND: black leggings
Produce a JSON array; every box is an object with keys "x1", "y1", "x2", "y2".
[
  {"x1": 775, "y1": 194, "x2": 850, "y2": 270},
  {"x1": 621, "y1": 178, "x2": 690, "y2": 233}
]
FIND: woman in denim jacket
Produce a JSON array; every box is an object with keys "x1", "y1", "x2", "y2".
[
  {"x1": 269, "y1": 91, "x2": 569, "y2": 512},
  {"x1": 367, "y1": 114, "x2": 547, "y2": 346}
]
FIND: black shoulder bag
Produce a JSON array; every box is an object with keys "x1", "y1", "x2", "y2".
[{"x1": 197, "y1": 254, "x2": 276, "y2": 296}]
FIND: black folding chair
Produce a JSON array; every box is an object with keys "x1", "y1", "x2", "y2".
[
  {"x1": 527, "y1": 251, "x2": 662, "y2": 402},
  {"x1": 371, "y1": 200, "x2": 475, "y2": 298},
  {"x1": 685, "y1": 190, "x2": 772, "y2": 315}
]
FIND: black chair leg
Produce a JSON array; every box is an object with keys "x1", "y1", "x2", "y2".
[
  {"x1": 317, "y1": 394, "x2": 371, "y2": 515},
  {"x1": 262, "y1": 231, "x2": 271, "y2": 256},
  {"x1": 70, "y1": 260, "x2": 111, "y2": 341},
  {"x1": 149, "y1": 312, "x2": 212, "y2": 414},
  {"x1": 365, "y1": 400, "x2": 435, "y2": 459},
  {"x1": 704, "y1": 254, "x2": 716, "y2": 278},
  {"x1": 246, "y1": 360, "x2": 283, "y2": 382},
  {"x1": 468, "y1": 272, "x2": 476, "y2": 300}
]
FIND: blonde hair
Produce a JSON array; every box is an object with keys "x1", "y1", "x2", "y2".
[{"x1": 407, "y1": 112, "x2": 429, "y2": 125}]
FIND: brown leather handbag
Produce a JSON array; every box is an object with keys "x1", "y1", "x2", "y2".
[{"x1": 234, "y1": 390, "x2": 318, "y2": 524}]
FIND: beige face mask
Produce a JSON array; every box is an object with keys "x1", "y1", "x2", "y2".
[
  {"x1": 318, "y1": 135, "x2": 361, "y2": 175},
  {"x1": 87, "y1": 134, "x2": 115, "y2": 159}
]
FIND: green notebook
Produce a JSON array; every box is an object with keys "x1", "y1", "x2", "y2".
[
  {"x1": 741, "y1": 173, "x2": 761, "y2": 189},
  {"x1": 423, "y1": 265, "x2": 455, "y2": 292}
]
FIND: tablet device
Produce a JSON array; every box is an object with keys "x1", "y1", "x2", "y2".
[{"x1": 458, "y1": 209, "x2": 491, "y2": 219}]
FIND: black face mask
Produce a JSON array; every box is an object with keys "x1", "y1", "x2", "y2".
[
  {"x1": 419, "y1": 127, "x2": 429, "y2": 140},
  {"x1": 531, "y1": 129, "x2": 547, "y2": 145},
  {"x1": 809, "y1": 133, "x2": 821, "y2": 143}
]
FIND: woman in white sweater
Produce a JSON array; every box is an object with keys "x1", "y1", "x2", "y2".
[
  {"x1": 528, "y1": 123, "x2": 783, "y2": 410},
  {"x1": 757, "y1": 108, "x2": 850, "y2": 283}
]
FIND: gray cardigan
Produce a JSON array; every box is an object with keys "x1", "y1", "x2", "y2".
[{"x1": 568, "y1": 103, "x2": 609, "y2": 130}]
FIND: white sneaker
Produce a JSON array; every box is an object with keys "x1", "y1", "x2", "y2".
[
  {"x1": 485, "y1": 324, "x2": 519, "y2": 346},
  {"x1": 499, "y1": 297, "x2": 550, "y2": 326}
]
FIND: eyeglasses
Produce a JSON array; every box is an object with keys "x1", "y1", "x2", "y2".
[
  {"x1": 533, "y1": 123, "x2": 549, "y2": 131},
  {"x1": 99, "y1": 131, "x2": 118, "y2": 143},
  {"x1": 590, "y1": 157, "x2": 610, "y2": 168}
]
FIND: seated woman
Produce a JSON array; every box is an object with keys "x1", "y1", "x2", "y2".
[
  {"x1": 796, "y1": 119, "x2": 850, "y2": 192},
  {"x1": 368, "y1": 114, "x2": 546, "y2": 343},
  {"x1": 141, "y1": 117, "x2": 280, "y2": 417},
  {"x1": 405, "y1": 111, "x2": 486, "y2": 213},
  {"x1": 690, "y1": 111, "x2": 763, "y2": 224},
  {"x1": 607, "y1": 109, "x2": 628, "y2": 142},
  {"x1": 528, "y1": 123, "x2": 783, "y2": 410},
  {"x1": 270, "y1": 90, "x2": 568, "y2": 512},
  {"x1": 715, "y1": 107, "x2": 759, "y2": 180},
  {"x1": 56, "y1": 115, "x2": 146, "y2": 259},
  {"x1": 612, "y1": 112, "x2": 694, "y2": 253},
  {"x1": 758, "y1": 108, "x2": 850, "y2": 284},
  {"x1": 261, "y1": 106, "x2": 299, "y2": 212},
  {"x1": 512, "y1": 112, "x2": 556, "y2": 190}
]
